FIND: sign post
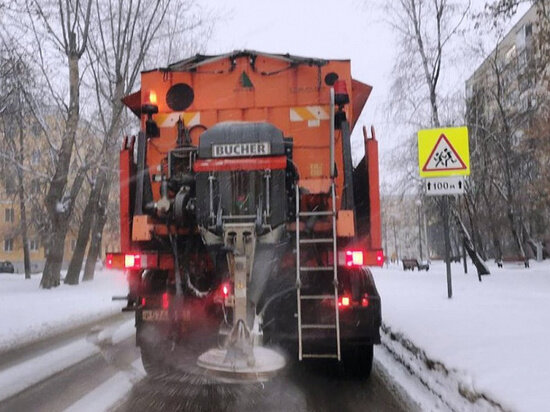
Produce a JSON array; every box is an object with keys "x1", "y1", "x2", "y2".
[
  {"x1": 418, "y1": 127, "x2": 470, "y2": 299},
  {"x1": 442, "y1": 196, "x2": 452, "y2": 298}
]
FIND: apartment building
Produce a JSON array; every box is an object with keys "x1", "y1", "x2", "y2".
[
  {"x1": 466, "y1": 4, "x2": 546, "y2": 132},
  {"x1": 0, "y1": 191, "x2": 80, "y2": 272}
]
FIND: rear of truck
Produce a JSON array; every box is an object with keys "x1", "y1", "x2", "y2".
[{"x1": 108, "y1": 50, "x2": 383, "y2": 378}]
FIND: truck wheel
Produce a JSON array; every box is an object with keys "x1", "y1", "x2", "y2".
[
  {"x1": 137, "y1": 322, "x2": 173, "y2": 377},
  {"x1": 342, "y1": 344, "x2": 373, "y2": 379},
  {"x1": 140, "y1": 342, "x2": 172, "y2": 377}
]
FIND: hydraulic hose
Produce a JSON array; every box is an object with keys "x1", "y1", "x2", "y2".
[{"x1": 169, "y1": 234, "x2": 209, "y2": 298}]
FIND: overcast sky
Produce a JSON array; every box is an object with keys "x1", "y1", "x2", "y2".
[{"x1": 199, "y1": 0, "x2": 530, "y2": 181}]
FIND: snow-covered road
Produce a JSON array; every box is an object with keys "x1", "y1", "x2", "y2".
[
  {"x1": 3, "y1": 262, "x2": 547, "y2": 411},
  {"x1": 0, "y1": 270, "x2": 415, "y2": 412},
  {"x1": 0, "y1": 314, "x2": 415, "y2": 412},
  {"x1": 0, "y1": 315, "x2": 144, "y2": 412}
]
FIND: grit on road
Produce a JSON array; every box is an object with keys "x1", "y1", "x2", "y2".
[
  {"x1": 0, "y1": 314, "x2": 414, "y2": 412},
  {"x1": 114, "y1": 357, "x2": 411, "y2": 412}
]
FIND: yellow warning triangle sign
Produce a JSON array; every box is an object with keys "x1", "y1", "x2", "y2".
[{"x1": 422, "y1": 134, "x2": 467, "y2": 172}]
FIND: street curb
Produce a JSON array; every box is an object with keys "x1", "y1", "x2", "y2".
[{"x1": 380, "y1": 323, "x2": 511, "y2": 412}]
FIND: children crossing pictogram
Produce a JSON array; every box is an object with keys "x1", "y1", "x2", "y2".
[{"x1": 422, "y1": 134, "x2": 467, "y2": 172}]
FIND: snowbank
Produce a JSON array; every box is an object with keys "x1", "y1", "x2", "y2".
[
  {"x1": 372, "y1": 260, "x2": 550, "y2": 412},
  {"x1": 0, "y1": 269, "x2": 128, "y2": 353}
]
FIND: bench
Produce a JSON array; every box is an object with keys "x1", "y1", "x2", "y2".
[
  {"x1": 402, "y1": 259, "x2": 430, "y2": 271},
  {"x1": 449, "y1": 256, "x2": 461, "y2": 263},
  {"x1": 496, "y1": 257, "x2": 530, "y2": 268}
]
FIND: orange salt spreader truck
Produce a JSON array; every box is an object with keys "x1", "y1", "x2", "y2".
[{"x1": 107, "y1": 50, "x2": 383, "y2": 379}]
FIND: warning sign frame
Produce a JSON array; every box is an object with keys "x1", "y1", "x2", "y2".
[
  {"x1": 418, "y1": 127, "x2": 470, "y2": 177},
  {"x1": 422, "y1": 134, "x2": 467, "y2": 172}
]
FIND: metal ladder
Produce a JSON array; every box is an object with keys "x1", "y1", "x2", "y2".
[{"x1": 295, "y1": 182, "x2": 341, "y2": 361}]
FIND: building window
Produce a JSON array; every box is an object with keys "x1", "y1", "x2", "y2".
[
  {"x1": 31, "y1": 180, "x2": 41, "y2": 193},
  {"x1": 4, "y1": 177, "x2": 17, "y2": 195},
  {"x1": 31, "y1": 150, "x2": 41, "y2": 165},
  {"x1": 5, "y1": 208, "x2": 14, "y2": 223},
  {"x1": 29, "y1": 239, "x2": 39, "y2": 251},
  {"x1": 4, "y1": 238, "x2": 13, "y2": 252},
  {"x1": 32, "y1": 122, "x2": 42, "y2": 136}
]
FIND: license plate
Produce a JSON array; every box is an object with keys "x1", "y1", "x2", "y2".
[{"x1": 142, "y1": 310, "x2": 169, "y2": 321}]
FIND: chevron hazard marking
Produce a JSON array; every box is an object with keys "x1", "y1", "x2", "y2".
[
  {"x1": 156, "y1": 112, "x2": 200, "y2": 128},
  {"x1": 290, "y1": 106, "x2": 329, "y2": 122}
]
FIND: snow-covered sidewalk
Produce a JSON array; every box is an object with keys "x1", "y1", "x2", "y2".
[
  {"x1": 0, "y1": 269, "x2": 128, "y2": 353},
  {"x1": 372, "y1": 260, "x2": 550, "y2": 412}
]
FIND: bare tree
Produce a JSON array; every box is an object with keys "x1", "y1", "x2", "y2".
[
  {"x1": 0, "y1": 43, "x2": 45, "y2": 278},
  {"x1": 466, "y1": 1, "x2": 550, "y2": 258},
  {"x1": 388, "y1": 0, "x2": 470, "y2": 128},
  {"x1": 65, "y1": 0, "x2": 209, "y2": 283},
  {"x1": 24, "y1": 0, "x2": 93, "y2": 288},
  {"x1": 388, "y1": 0, "x2": 491, "y2": 275}
]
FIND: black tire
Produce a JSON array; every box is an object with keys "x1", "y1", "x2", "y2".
[
  {"x1": 137, "y1": 321, "x2": 174, "y2": 377},
  {"x1": 342, "y1": 344, "x2": 373, "y2": 379},
  {"x1": 140, "y1": 341, "x2": 174, "y2": 377}
]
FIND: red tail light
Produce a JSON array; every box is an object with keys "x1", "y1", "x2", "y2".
[
  {"x1": 141, "y1": 297, "x2": 146, "y2": 306},
  {"x1": 221, "y1": 283, "x2": 231, "y2": 297},
  {"x1": 345, "y1": 250, "x2": 364, "y2": 267},
  {"x1": 362, "y1": 294, "x2": 369, "y2": 307},
  {"x1": 376, "y1": 250, "x2": 384, "y2": 266},
  {"x1": 162, "y1": 292, "x2": 169, "y2": 310},
  {"x1": 124, "y1": 254, "x2": 141, "y2": 269},
  {"x1": 106, "y1": 254, "x2": 113, "y2": 269},
  {"x1": 338, "y1": 295, "x2": 351, "y2": 308}
]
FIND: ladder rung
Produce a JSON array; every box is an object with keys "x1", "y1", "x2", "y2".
[
  {"x1": 300, "y1": 294, "x2": 334, "y2": 300},
  {"x1": 299, "y1": 238, "x2": 333, "y2": 244},
  {"x1": 301, "y1": 324, "x2": 336, "y2": 329},
  {"x1": 299, "y1": 211, "x2": 334, "y2": 217},
  {"x1": 302, "y1": 354, "x2": 339, "y2": 359},
  {"x1": 300, "y1": 266, "x2": 334, "y2": 272}
]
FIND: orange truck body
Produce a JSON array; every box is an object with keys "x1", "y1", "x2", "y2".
[{"x1": 120, "y1": 51, "x2": 382, "y2": 265}]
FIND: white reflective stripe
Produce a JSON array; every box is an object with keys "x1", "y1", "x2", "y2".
[
  {"x1": 157, "y1": 112, "x2": 200, "y2": 128},
  {"x1": 290, "y1": 106, "x2": 329, "y2": 122}
]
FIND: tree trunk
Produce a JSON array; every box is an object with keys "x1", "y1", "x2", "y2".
[
  {"x1": 40, "y1": 168, "x2": 85, "y2": 288},
  {"x1": 493, "y1": 237, "x2": 503, "y2": 260},
  {"x1": 67, "y1": 91, "x2": 122, "y2": 284},
  {"x1": 64, "y1": 176, "x2": 104, "y2": 284},
  {"x1": 83, "y1": 176, "x2": 111, "y2": 281},
  {"x1": 16, "y1": 114, "x2": 31, "y2": 279},
  {"x1": 453, "y1": 209, "x2": 490, "y2": 279},
  {"x1": 40, "y1": 52, "x2": 81, "y2": 288},
  {"x1": 466, "y1": 200, "x2": 486, "y2": 261},
  {"x1": 506, "y1": 207, "x2": 525, "y2": 258},
  {"x1": 40, "y1": 225, "x2": 68, "y2": 288},
  {"x1": 18, "y1": 176, "x2": 31, "y2": 279}
]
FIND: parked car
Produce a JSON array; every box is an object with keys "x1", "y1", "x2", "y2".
[{"x1": 0, "y1": 261, "x2": 15, "y2": 273}]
